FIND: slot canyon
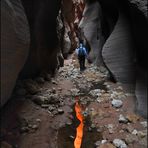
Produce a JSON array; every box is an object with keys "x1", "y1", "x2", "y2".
[{"x1": 1, "y1": 0, "x2": 148, "y2": 147}]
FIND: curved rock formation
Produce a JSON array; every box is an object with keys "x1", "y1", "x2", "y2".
[
  {"x1": 102, "y1": 11, "x2": 135, "y2": 83},
  {"x1": 19, "y1": 0, "x2": 61, "y2": 78},
  {"x1": 1, "y1": 0, "x2": 30, "y2": 106},
  {"x1": 79, "y1": 0, "x2": 105, "y2": 65}
]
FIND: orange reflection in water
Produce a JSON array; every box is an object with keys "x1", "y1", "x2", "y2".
[{"x1": 74, "y1": 101, "x2": 84, "y2": 148}]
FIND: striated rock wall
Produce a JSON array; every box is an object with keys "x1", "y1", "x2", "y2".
[
  {"x1": 1, "y1": 0, "x2": 30, "y2": 106},
  {"x1": 19, "y1": 0, "x2": 62, "y2": 78},
  {"x1": 61, "y1": 0, "x2": 85, "y2": 57}
]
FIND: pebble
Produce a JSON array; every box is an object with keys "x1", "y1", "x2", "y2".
[
  {"x1": 137, "y1": 130, "x2": 147, "y2": 138},
  {"x1": 99, "y1": 143, "x2": 116, "y2": 148},
  {"x1": 132, "y1": 129, "x2": 138, "y2": 135},
  {"x1": 101, "y1": 140, "x2": 107, "y2": 144},
  {"x1": 125, "y1": 134, "x2": 138, "y2": 144},
  {"x1": 112, "y1": 99, "x2": 123, "y2": 108},
  {"x1": 126, "y1": 114, "x2": 140, "y2": 123},
  {"x1": 119, "y1": 114, "x2": 128, "y2": 123},
  {"x1": 36, "y1": 119, "x2": 41, "y2": 122},
  {"x1": 113, "y1": 139, "x2": 127, "y2": 148},
  {"x1": 31, "y1": 124, "x2": 38, "y2": 130},
  {"x1": 58, "y1": 108, "x2": 64, "y2": 114},
  {"x1": 140, "y1": 121, "x2": 147, "y2": 128},
  {"x1": 94, "y1": 141, "x2": 101, "y2": 147},
  {"x1": 20, "y1": 127, "x2": 29, "y2": 133},
  {"x1": 41, "y1": 104, "x2": 49, "y2": 108},
  {"x1": 32, "y1": 95, "x2": 46, "y2": 105}
]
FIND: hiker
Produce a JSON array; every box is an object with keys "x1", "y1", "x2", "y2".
[{"x1": 75, "y1": 42, "x2": 88, "y2": 71}]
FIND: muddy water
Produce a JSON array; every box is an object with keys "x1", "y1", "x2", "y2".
[{"x1": 57, "y1": 101, "x2": 102, "y2": 148}]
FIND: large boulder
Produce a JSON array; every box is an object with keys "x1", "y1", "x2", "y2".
[{"x1": 1, "y1": 0, "x2": 30, "y2": 106}]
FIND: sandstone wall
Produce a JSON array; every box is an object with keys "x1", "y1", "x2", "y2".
[{"x1": 1, "y1": 0, "x2": 30, "y2": 106}]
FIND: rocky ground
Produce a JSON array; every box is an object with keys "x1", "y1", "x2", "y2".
[{"x1": 1, "y1": 54, "x2": 147, "y2": 148}]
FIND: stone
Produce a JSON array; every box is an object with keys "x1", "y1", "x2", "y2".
[
  {"x1": 31, "y1": 124, "x2": 38, "y2": 130},
  {"x1": 41, "y1": 104, "x2": 49, "y2": 108},
  {"x1": 36, "y1": 119, "x2": 41, "y2": 122},
  {"x1": 137, "y1": 130, "x2": 147, "y2": 138},
  {"x1": 119, "y1": 114, "x2": 128, "y2": 123},
  {"x1": 89, "y1": 89, "x2": 101, "y2": 97},
  {"x1": 94, "y1": 141, "x2": 101, "y2": 147},
  {"x1": 51, "y1": 88, "x2": 56, "y2": 93},
  {"x1": 99, "y1": 143, "x2": 116, "y2": 148},
  {"x1": 101, "y1": 140, "x2": 107, "y2": 144},
  {"x1": 32, "y1": 95, "x2": 46, "y2": 105},
  {"x1": 132, "y1": 129, "x2": 138, "y2": 135},
  {"x1": 24, "y1": 80, "x2": 40, "y2": 94},
  {"x1": 20, "y1": 127, "x2": 29, "y2": 133},
  {"x1": 126, "y1": 114, "x2": 140, "y2": 123},
  {"x1": 58, "y1": 108, "x2": 64, "y2": 114},
  {"x1": 48, "y1": 106, "x2": 55, "y2": 112},
  {"x1": 140, "y1": 121, "x2": 147, "y2": 128},
  {"x1": 113, "y1": 139, "x2": 127, "y2": 148},
  {"x1": 112, "y1": 99, "x2": 123, "y2": 108},
  {"x1": 125, "y1": 134, "x2": 138, "y2": 144},
  {"x1": 70, "y1": 88, "x2": 80, "y2": 96}
]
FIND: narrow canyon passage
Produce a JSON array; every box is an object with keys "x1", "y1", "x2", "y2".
[
  {"x1": 1, "y1": 54, "x2": 147, "y2": 148},
  {"x1": 1, "y1": 0, "x2": 147, "y2": 148}
]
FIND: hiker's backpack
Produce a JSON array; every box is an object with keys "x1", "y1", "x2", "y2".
[{"x1": 78, "y1": 47, "x2": 84, "y2": 56}]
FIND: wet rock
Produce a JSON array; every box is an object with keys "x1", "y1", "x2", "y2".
[
  {"x1": 126, "y1": 114, "x2": 140, "y2": 123},
  {"x1": 1, "y1": 141, "x2": 12, "y2": 148},
  {"x1": 140, "y1": 121, "x2": 147, "y2": 128},
  {"x1": 125, "y1": 134, "x2": 138, "y2": 144},
  {"x1": 15, "y1": 88, "x2": 27, "y2": 96},
  {"x1": 113, "y1": 139, "x2": 127, "y2": 148},
  {"x1": 58, "y1": 108, "x2": 64, "y2": 114},
  {"x1": 35, "y1": 77, "x2": 45, "y2": 83},
  {"x1": 99, "y1": 143, "x2": 116, "y2": 148},
  {"x1": 119, "y1": 114, "x2": 128, "y2": 123},
  {"x1": 111, "y1": 99, "x2": 123, "y2": 108}
]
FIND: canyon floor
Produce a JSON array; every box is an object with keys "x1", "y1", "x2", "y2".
[{"x1": 1, "y1": 54, "x2": 147, "y2": 148}]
